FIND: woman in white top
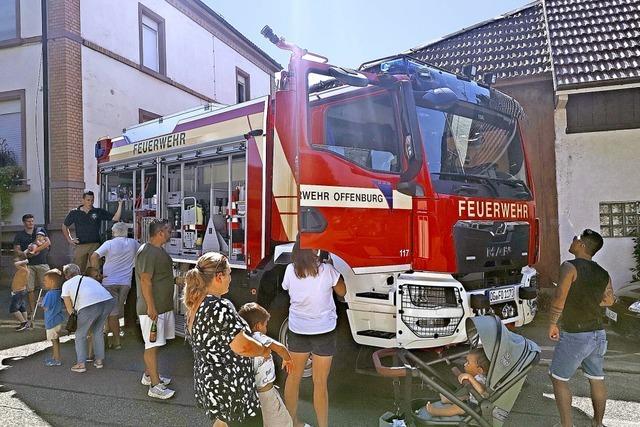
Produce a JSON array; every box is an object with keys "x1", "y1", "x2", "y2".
[
  {"x1": 282, "y1": 240, "x2": 346, "y2": 427},
  {"x1": 61, "y1": 263, "x2": 114, "y2": 373}
]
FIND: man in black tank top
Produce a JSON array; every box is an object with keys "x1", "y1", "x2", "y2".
[{"x1": 548, "y1": 229, "x2": 615, "y2": 427}]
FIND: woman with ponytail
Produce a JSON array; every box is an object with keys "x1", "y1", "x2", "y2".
[
  {"x1": 283, "y1": 239, "x2": 346, "y2": 427},
  {"x1": 184, "y1": 252, "x2": 269, "y2": 427}
]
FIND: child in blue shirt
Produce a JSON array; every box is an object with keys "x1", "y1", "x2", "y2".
[{"x1": 42, "y1": 269, "x2": 65, "y2": 366}]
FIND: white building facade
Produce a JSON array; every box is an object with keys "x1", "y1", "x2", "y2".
[
  {"x1": 0, "y1": 0, "x2": 280, "y2": 256},
  {"x1": 554, "y1": 86, "x2": 640, "y2": 289}
]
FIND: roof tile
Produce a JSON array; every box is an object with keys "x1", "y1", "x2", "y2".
[
  {"x1": 546, "y1": 0, "x2": 640, "y2": 87},
  {"x1": 400, "y1": 0, "x2": 639, "y2": 89},
  {"x1": 406, "y1": 2, "x2": 552, "y2": 80}
]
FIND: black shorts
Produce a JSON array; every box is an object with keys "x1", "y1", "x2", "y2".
[{"x1": 287, "y1": 329, "x2": 337, "y2": 356}]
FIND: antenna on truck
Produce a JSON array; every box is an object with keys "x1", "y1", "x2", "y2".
[{"x1": 261, "y1": 25, "x2": 328, "y2": 63}]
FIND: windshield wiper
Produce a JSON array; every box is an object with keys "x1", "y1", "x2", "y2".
[
  {"x1": 433, "y1": 172, "x2": 499, "y2": 196},
  {"x1": 481, "y1": 176, "x2": 532, "y2": 199},
  {"x1": 434, "y1": 173, "x2": 532, "y2": 199}
]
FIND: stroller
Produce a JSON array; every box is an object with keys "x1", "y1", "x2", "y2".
[{"x1": 374, "y1": 315, "x2": 540, "y2": 427}]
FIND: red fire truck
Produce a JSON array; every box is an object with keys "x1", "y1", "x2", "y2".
[{"x1": 95, "y1": 27, "x2": 538, "y2": 348}]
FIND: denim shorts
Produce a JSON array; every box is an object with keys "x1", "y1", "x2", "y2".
[
  {"x1": 550, "y1": 329, "x2": 607, "y2": 381},
  {"x1": 9, "y1": 290, "x2": 28, "y2": 314},
  {"x1": 287, "y1": 329, "x2": 337, "y2": 356}
]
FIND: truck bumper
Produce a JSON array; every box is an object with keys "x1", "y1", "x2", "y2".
[{"x1": 347, "y1": 267, "x2": 537, "y2": 349}]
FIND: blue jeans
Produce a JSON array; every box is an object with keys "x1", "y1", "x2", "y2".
[
  {"x1": 550, "y1": 329, "x2": 607, "y2": 381},
  {"x1": 75, "y1": 298, "x2": 115, "y2": 364}
]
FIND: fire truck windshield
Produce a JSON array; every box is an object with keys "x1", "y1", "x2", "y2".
[{"x1": 416, "y1": 104, "x2": 532, "y2": 200}]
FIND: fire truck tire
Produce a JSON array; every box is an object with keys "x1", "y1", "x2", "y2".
[
  {"x1": 519, "y1": 286, "x2": 537, "y2": 300},
  {"x1": 470, "y1": 294, "x2": 490, "y2": 310},
  {"x1": 268, "y1": 293, "x2": 313, "y2": 379}
]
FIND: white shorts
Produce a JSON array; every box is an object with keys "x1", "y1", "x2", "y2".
[
  {"x1": 46, "y1": 324, "x2": 63, "y2": 340},
  {"x1": 258, "y1": 386, "x2": 293, "y2": 427},
  {"x1": 139, "y1": 311, "x2": 175, "y2": 350}
]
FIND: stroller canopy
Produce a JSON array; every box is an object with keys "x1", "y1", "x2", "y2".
[{"x1": 466, "y1": 316, "x2": 540, "y2": 391}]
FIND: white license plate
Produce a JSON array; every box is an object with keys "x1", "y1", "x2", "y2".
[
  {"x1": 605, "y1": 307, "x2": 618, "y2": 322},
  {"x1": 489, "y1": 287, "x2": 516, "y2": 304}
]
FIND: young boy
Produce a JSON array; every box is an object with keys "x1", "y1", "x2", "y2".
[
  {"x1": 238, "y1": 302, "x2": 294, "y2": 427},
  {"x1": 42, "y1": 269, "x2": 65, "y2": 366},
  {"x1": 10, "y1": 253, "x2": 30, "y2": 331},
  {"x1": 418, "y1": 348, "x2": 490, "y2": 419}
]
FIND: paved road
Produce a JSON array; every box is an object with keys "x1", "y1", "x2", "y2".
[{"x1": 1, "y1": 297, "x2": 639, "y2": 426}]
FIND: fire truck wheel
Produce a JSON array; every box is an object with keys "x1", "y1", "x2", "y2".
[
  {"x1": 278, "y1": 318, "x2": 313, "y2": 379},
  {"x1": 470, "y1": 294, "x2": 490, "y2": 310},
  {"x1": 519, "y1": 286, "x2": 537, "y2": 300},
  {"x1": 267, "y1": 293, "x2": 313, "y2": 380}
]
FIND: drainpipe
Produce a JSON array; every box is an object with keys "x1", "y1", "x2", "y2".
[{"x1": 41, "y1": 0, "x2": 50, "y2": 225}]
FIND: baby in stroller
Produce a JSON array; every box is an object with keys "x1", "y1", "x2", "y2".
[
  {"x1": 417, "y1": 348, "x2": 490, "y2": 419},
  {"x1": 373, "y1": 316, "x2": 541, "y2": 427}
]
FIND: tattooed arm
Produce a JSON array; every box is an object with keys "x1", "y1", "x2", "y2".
[
  {"x1": 548, "y1": 262, "x2": 576, "y2": 340},
  {"x1": 600, "y1": 279, "x2": 615, "y2": 307}
]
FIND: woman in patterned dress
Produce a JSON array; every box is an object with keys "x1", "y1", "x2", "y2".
[{"x1": 184, "y1": 252, "x2": 271, "y2": 427}]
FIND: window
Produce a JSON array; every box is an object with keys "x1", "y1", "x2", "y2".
[
  {"x1": 0, "y1": 0, "x2": 18, "y2": 42},
  {"x1": 0, "y1": 90, "x2": 25, "y2": 170},
  {"x1": 316, "y1": 93, "x2": 401, "y2": 173},
  {"x1": 599, "y1": 201, "x2": 639, "y2": 238},
  {"x1": 139, "y1": 108, "x2": 161, "y2": 124},
  {"x1": 567, "y1": 88, "x2": 640, "y2": 133},
  {"x1": 139, "y1": 5, "x2": 165, "y2": 74},
  {"x1": 236, "y1": 68, "x2": 250, "y2": 103}
]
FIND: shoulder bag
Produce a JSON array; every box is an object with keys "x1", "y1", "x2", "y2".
[{"x1": 65, "y1": 276, "x2": 84, "y2": 333}]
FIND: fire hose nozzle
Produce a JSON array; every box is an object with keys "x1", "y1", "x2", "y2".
[{"x1": 260, "y1": 26, "x2": 280, "y2": 45}]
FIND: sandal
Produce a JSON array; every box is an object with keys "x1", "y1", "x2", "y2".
[{"x1": 71, "y1": 364, "x2": 86, "y2": 373}]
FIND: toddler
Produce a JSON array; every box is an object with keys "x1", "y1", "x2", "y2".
[
  {"x1": 42, "y1": 269, "x2": 65, "y2": 366},
  {"x1": 418, "y1": 348, "x2": 489, "y2": 419},
  {"x1": 10, "y1": 254, "x2": 30, "y2": 331},
  {"x1": 239, "y1": 302, "x2": 294, "y2": 427}
]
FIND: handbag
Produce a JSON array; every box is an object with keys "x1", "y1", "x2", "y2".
[{"x1": 65, "y1": 276, "x2": 84, "y2": 333}]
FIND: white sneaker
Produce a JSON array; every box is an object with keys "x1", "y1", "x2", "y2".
[
  {"x1": 141, "y1": 373, "x2": 171, "y2": 386},
  {"x1": 148, "y1": 383, "x2": 175, "y2": 400}
]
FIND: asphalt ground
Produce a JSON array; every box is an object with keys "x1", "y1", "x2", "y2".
[{"x1": 1, "y1": 286, "x2": 639, "y2": 426}]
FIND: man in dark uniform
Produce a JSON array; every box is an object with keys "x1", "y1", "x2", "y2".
[
  {"x1": 62, "y1": 190, "x2": 122, "y2": 272},
  {"x1": 13, "y1": 214, "x2": 51, "y2": 318},
  {"x1": 548, "y1": 229, "x2": 615, "y2": 427}
]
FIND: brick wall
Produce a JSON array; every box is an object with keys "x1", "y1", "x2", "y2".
[{"x1": 47, "y1": 0, "x2": 84, "y2": 225}]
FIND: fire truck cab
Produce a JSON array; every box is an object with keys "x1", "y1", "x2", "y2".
[{"x1": 96, "y1": 28, "x2": 538, "y2": 348}]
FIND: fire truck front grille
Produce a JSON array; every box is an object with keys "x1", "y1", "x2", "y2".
[
  {"x1": 399, "y1": 285, "x2": 463, "y2": 338},
  {"x1": 403, "y1": 285, "x2": 460, "y2": 309},
  {"x1": 400, "y1": 315, "x2": 462, "y2": 338}
]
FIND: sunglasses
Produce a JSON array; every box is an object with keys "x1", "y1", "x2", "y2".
[{"x1": 573, "y1": 229, "x2": 597, "y2": 241}]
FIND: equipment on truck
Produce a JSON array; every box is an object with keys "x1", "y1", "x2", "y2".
[{"x1": 95, "y1": 26, "x2": 539, "y2": 350}]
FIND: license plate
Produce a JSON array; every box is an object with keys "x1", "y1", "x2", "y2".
[
  {"x1": 489, "y1": 286, "x2": 515, "y2": 304},
  {"x1": 605, "y1": 307, "x2": 618, "y2": 322}
]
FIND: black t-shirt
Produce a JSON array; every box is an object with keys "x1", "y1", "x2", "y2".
[
  {"x1": 63, "y1": 206, "x2": 113, "y2": 244},
  {"x1": 13, "y1": 227, "x2": 49, "y2": 265}
]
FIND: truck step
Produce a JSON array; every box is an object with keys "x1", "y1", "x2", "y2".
[
  {"x1": 356, "y1": 329, "x2": 396, "y2": 339},
  {"x1": 355, "y1": 292, "x2": 389, "y2": 300}
]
